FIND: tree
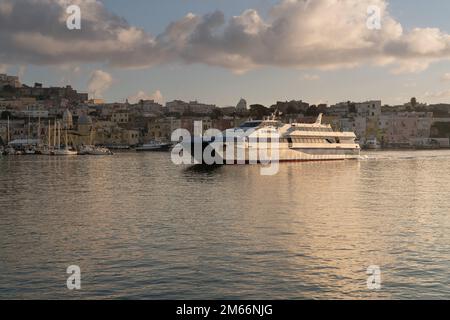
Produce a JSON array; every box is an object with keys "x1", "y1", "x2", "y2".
[
  {"x1": 1, "y1": 85, "x2": 15, "y2": 93},
  {"x1": 286, "y1": 105, "x2": 298, "y2": 115},
  {"x1": 211, "y1": 108, "x2": 223, "y2": 120},
  {"x1": 305, "y1": 105, "x2": 319, "y2": 117},
  {"x1": 0, "y1": 111, "x2": 12, "y2": 120},
  {"x1": 249, "y1": 104, "x2": 271, "y2": 119}
]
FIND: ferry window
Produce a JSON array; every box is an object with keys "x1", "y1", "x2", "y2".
[
  {"x1": 288, "y1": 137, "x2": 293, "y2": 147},
  {"x1": 239, "y1": 121, "x2": 261, "y2": 129}
]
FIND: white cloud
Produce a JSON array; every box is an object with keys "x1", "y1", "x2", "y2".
[
  {"x1": 87, "y1": 70, "x2": 113, "y2": 98},
  {"x1": 403, "y1": 81, "x2": 417, "y2": 88},
  {"x1": 127, "y1": 90, "x2": 164, "y2": 104},
  {"x1": 441, "y1": 73, "x2": 450, "y2": 82},
  {"x1": 17, "y1": 65, "x2": 26, "y2": 78},
  {"x1": 2, "y1": 0, "x2": 450, "y2": 74},
  {"x1": 424, "y1": 89, "x2": 450, "y2": 100},
  {"x1": 0, "y1": 64, "x2": 8, "y2": 73},
  {"x1": 302, "y1": 74, "x2": 320, "y2": 81},
  {"x1": 0, "y1": 0, "x2": 12, "y2": 15}
]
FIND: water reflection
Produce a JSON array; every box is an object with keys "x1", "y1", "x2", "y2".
[{"x1": 1, "y1": 152, "x2": 450, "y2": 299}]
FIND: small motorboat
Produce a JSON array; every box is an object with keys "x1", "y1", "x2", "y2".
[{"x1": 79, "y1": 145, "x2": 113, "y2": 155}]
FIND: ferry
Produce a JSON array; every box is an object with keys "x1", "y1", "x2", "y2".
[{"x1": 180, "y1": 113, "x2": 360, "y2": 164}]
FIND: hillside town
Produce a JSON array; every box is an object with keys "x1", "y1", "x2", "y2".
[{"x1": 1, "y1": 73, "x2": 450, "y2": 152}]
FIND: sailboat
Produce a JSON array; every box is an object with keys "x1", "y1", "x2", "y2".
[
  {"x1": 78, "y1": 129, "x2": 112, "y2": 155},
  {"x1": 23, "y1": 114, "x2": 36, "y2": 155},
  {"x1": 40, "y1": 120, "x2": 55, "y2": 155},
  {"x1": 4, "y1": 116, "x2": 19, "y2": 155},
  {"x1": 54, "y1": 121, "x2": 77, "y2": 156}
]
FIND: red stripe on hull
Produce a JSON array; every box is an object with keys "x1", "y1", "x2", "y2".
[{"x1": 222, "y1": 158, "x2": 359, "y2": 165}]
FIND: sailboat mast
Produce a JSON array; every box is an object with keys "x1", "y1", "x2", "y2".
[
  {"x1": 53, "y1": 119, "x2": 57, "y2": 148},
  {"x1": 58, "y1": 122, "x2": 61, "y2": 150},
  {"x1": 65, "y1": 125, "x2": 68, "y2": 149},
  {"x1": 6, "y1": 116, "x2": 10, "y2": 144},
  {"x1": 27, "y1": 114, "x2": 30, "y2": 145},
  {"x1": 38, "y1": 116, "x2": 41, "y2": 145},
  {"x1": 48, "y1": 120, "x2": 51, "y2": 146}
]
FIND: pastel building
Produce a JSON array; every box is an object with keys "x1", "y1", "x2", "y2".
[{"x1": 378, "y1": 112, "x2": 433, "y2": 146}]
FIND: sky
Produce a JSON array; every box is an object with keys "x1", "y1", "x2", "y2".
[{"x1": 3, "y1": 0, "x2": 450, "y2": 107}]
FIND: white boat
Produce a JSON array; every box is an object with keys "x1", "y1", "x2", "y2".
[
  {"x1": 365, "y1": 138, "x2": 381, "y2": 150},
  {"x1": 4, "y1": 147, "x2": 22, "y2": 155},
  {"x1": 136, "y1": 141, "x2": 172, "y2": 152},
  {"x1": 39, "y1": 120, "x2": 55, "y2": 155},
  {"x1": 54, "y1": 148, "x2": 77, "y2": 156},
  {"x1": 24, "y1": 146, "x2": 36, "y2": 155},
  {"x1": 180, "y1": 113, "x2": 360, "y2": 164},
  {"x1": 79, "y1": 145, "x2": 113, "y2": 155},
  {"x1": 53, "y1": 121, "x2": 77, "y2": 156},
  {"x1": 40, "y1": 145, "x2": 55, "y2": 155}
]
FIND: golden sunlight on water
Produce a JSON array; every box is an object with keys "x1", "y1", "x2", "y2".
[{"x1": 1, "y1": 150, "x2": 450, "y2": 299}]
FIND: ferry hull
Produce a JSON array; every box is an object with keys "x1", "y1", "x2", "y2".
[{"x1": 182, "y1": 142, "x2": 360, "y2": 165}]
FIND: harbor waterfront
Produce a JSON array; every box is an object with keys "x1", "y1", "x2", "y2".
[{"x1": 1, "y1": 150, "x2": 450, "y2": 299}]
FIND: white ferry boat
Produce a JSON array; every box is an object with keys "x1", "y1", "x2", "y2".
[{"x1": 180, "y1": 113, "x2": 360, "y2": 164}]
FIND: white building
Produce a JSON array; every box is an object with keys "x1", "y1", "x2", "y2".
[
  {"x1": 166, "y1": 100, "x2": 189, "y2": 114},
  {"x1": 166, "y1": 100, "x2": 215, "y2": 114},
  {"x1": 20, "y1": 106, "x2": 49, "y2": 118},
  {"x1": 329, "y1": 102, "x2": 350, "y2": 117},
  {"x1": 140, "y1": 100, "x2": 163, "y2": 113},
  {"x1": 0, "y1": 74, "x2": 21, "y2": 89},
  {"x1": 355, "y1": 100, "x2": 381, "y2": 118}
]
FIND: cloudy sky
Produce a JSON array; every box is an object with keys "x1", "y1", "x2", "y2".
[{"x1": 3, "y1": 0, "x2": 450, "y2": 106}]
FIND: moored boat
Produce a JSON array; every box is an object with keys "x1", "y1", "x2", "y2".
[
  {"x1": 79, "y1": 145, "x2": 113, "y2": 155},
  {"x1": 365, "y1": 138, "x2": 381, "y2": 150},
  {"x1": 54, "y1": 147, "x2": 78, "y2": 156},
  {"x1": 136, "y1": 141, "x2": 172, "y2": 152}
]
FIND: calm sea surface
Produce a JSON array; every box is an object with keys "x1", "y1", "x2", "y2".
[{"x1": 1, "y1": 150, "x2": 450, "y2": 299}]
